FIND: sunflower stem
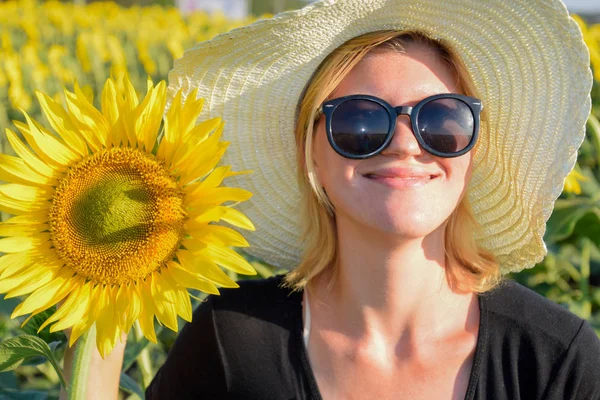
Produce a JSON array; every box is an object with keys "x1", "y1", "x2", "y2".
[
  {"x1": 580, "y1": 238, "x2": 592, "y2": 320},
  {"x1": 134, "y1": 321, "x2": 154, "y2": 389},
  {"x1": 68, "y1": 325, "x2": 96, "y2": 400}
]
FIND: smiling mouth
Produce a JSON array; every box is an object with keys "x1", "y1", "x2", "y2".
[
  {"x1": 363, "y1": 173, "x2": 440, "y2": 188},
  {"x1": 364, "y1": 174, "x2": 438, "y2": 179}
]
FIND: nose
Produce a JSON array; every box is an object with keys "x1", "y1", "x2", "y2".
[{"x1": 380, "y1": 115, "x2": 423, "y2": 157}]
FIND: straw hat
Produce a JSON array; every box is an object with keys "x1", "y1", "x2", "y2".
[{"x1": 167, "y1": 0, "x2": 592, "y2": 273}]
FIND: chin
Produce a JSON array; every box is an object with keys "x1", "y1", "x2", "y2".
[{"x1": 361, "y1": 209, "x2": 449, "y2": 240}]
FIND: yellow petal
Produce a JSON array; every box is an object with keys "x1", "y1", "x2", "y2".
[
  {"x1": 108, "y1": 77, "x2": 140, "y2": 147},
  {"x1": 115, "y1": 283, "x2": 141, "y2": 334},
  {"x1": 3, "y1": 213, "x2": 49, "y2": 225},
  {"x1": 101, "y1": 78, "x2": 120, "y2": 127},
  {"x1": 68, "y1": 316, "x2": 94, "y2": 348},
  {"x1": 181, "y1": 238, "x2": 206, "y2": 253},
  {"x1": 35, "y1": 91, "x2": 88, "y2": 157},
  {"x1": 0, "y1": 184, "x2": 52, "y2": 202},
  {"x1": 150, "y1": 271, "x2": 179, "y2": 332},
  {"x1": 161, "y1": 268, "x2": 192, "y2": 322},
  {"x1": 59, "y1": 285, "x2": 95, "y2": 346},
  {"x1": 122, "y1": 75, "x2": 140, "y2": 110},
  {"x1": 137, "y1": 81, "x2": 166, "y2": 152},
  {"x1": 0, "y1": 200, "x2": 48, "y2": 216},
  {"x1": 0, "y1": 265, "x2": 40, "y2": 293},
  {"x1": 13, "y1": 121, "x2": 61, "y2": 169},
  {"x1": 0, "y1": 233, "x2": 51, "y2": 253},
  {"x1": 186, "y1": 207, "x2": 227, "y2": 227},
  {"x1": 64, "y1": 88, "x2": 109, "y2": 149},
  {"x1": 107, "y1": 117, "x2": 127, "y2": 148},
  {"x1": 220, "y1": 207, "x2": 256, "y2": 231},
  {"x1": 171, "y1": 117, "x2": 221, "y2": 167},
  {"x1": 179, "y1": 144, "x2": 228, "y2": 186},
  {"x1": 5, "y1": 129, "x2": 58, "y2": 179},
  {"x1": 177, "y1": 249, "x2": 238, "y2": 288},
  {"x1": 137, "y1": 282, "x2": 157, "y2": 343},
  {"x1": 0, "y1": 223, "x2": 47, "y2": 237},
  {"x1": 21, "y1": 113, "x2": 79, "y2": 166},
  {"x1": 190, "y1": 225, "x2": 249, "y2": 248},
  {"x1": 0, "y1": 190, "x2": 50, "y2": 215},
  {"x1": 11, "y1": 268, "x2": 74, "y2": 318},
  {"x1": 173, "y1": 126, "x2": 222, "y2": 172},
  {"x1": 186, "y1": 187, "x2": 252, "y2": 208},
  {"x1": 156, "y1": 90, "x2": 182, "y2": 164},
  {"x1": 179, "y1": 88, "x2": 205, "y2": 140},
  {"x1": 199, "y1": 242, "x2": 256, "y2": 275},
  {"x1": 116, "y1": 104, "x2": 138, "y2": 147},
  {"x1": 43, "y1": 281, "x2": 91, "y2": 333},
  {"x1": 0, "y1": 154, "x2": 55, "y2": 186},
  {"x1": 186, "y1": 165, "x2": 249, "y2": 192},
  {"x1": 102, "y1": 79, "x2": 128, "y2": 147},
  {"x1": 95, "y1": 285, "x2": 120, "y2": 358},
  {"x1": 167, "y1": 261, "x2": 220, "y2": 295},
  {"x1": 0, "y1": 260, "x2": 59, "y2": 297},
  {"x1": 0, "y1": 252, "x2": 35, "y2": 277}
]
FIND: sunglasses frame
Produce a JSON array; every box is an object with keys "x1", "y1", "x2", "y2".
[{"x1": 320, "y1": 93, "x2": 483, "y2": 159}]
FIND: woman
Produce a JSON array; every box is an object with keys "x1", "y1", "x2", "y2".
[{"x1": 80, "y1": 0, "x2": 600, "y2": 398}]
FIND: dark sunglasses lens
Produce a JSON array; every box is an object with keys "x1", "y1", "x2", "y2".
[
  {"x1": 331, "y1": 99, "x2": 390, "y2": 156},
  {"x1": 417, "y1": 98, "x2": 474, "y2": 154}
]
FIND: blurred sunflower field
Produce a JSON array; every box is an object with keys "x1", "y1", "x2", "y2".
[
  {"x1": 0, "y1": 0, "x2": 259, "y2": 154},
  {"x1": 0, "y1": 0, "x2": 598, "y2": 398}
]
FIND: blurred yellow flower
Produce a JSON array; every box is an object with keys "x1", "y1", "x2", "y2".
[
  {"x1": 573, "y1": 14, "x2": 600, "y2": 81},
  {"x1": 563, "y1": 166, "x2": 588, "y2": 195}
]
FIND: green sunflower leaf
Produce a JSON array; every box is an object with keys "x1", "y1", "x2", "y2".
[
  {"x1": 0, "y1": 334, "x2": 66, "y2": 388},
  {"x1": 120, "y1": 372, "x2": 145, "y2": 399},
  {"x1": 0, "y1": 388, "x2": 48, "y2": 400},
  {"x1": 122, "y1": 331, "x2": 150, "y2": 371},
  {"x1": 545, "y1": 199, "x2": 598, "y2": 244}
]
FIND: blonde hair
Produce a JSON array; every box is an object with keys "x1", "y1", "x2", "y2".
[{"x1": 284, "y1": 31, "x2": 501, "y2": 293}]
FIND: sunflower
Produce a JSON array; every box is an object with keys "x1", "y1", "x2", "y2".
[
  {"x1": 0, "y1": 76, "x2": 256, "y2": 357},
  {"x1": 563, "y1": 164, "x2": 588, "y2": 195}
]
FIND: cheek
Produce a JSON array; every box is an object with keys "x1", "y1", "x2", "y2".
[
  {"x1": 454, "y1": 155, "x2": 474, "y2": 195},
  {"x1": 312, "y1": 127, "x2": 357, "y2": 199},
  {"x1": 442, "y1": 152, "x2": 473, "y2": 190}
]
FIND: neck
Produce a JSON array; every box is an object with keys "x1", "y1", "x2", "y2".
[{"x1": 310, "y1": 215, "x2": 476, "y2": 344}]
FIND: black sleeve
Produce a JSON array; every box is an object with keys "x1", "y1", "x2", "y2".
[
  {"x1": 544, "y1": 320, "x2": 600, "y2": 399},
  {"x1": 145, "y1": 296, "x2": 227, "y2": 399}
]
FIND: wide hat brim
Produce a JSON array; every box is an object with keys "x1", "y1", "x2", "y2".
[{"x1": 168, "y1": 0, "x2": 592, "y2": 273}]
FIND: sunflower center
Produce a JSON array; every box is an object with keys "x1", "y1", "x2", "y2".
[
  {"x1": 71, "y1": 173, "x2": 153, "y2": 245},
  {"x1": 50, "y1": 147, "x2": 186, "y2": 285}
]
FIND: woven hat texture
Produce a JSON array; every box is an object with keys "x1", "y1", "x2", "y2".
[{"x1": 167, "y1": 0, "x2": 592, "y2": 273}]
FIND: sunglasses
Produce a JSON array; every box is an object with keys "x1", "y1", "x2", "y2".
[{"x1": 318, "y1": 93, "x2": 482, "y2": 159}]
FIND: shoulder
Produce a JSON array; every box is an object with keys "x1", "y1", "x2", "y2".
[
  {"x1": 211, "y1": 274, "x2": 299, "y2": 309},
  {"x1": 200, "y1": 274, "x2": 302, "y2": 345},
  {"x1": 478, "y1": 279, "x2": 600, "y2": 399},
  {"x1": 146, "y1": 275, "x2": 304, "y2": 399},
  {"x1": 207, "y1": 275, "x2": 301, "y2": 324},
  {"x1": 483, "y1": 279, "x2": 586, "y2": 345}
]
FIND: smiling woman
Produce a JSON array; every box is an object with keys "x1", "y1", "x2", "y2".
[
  {"x1": 148, "y1": 0, "x2": 600, "y2": 398},
  {"x1": 78, "y1": 0, "x2": 600, "y2": 398}
]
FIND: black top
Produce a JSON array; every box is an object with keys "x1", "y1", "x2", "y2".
[{"x1": 146, "y1": 275, "x2": 600, "y2": 399}]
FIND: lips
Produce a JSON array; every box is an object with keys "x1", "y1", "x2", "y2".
[
  {"x1": 363, "y1": 167, "x2": 441, "y2": 180},
  {"x1": 362, "y1": 167, "x2": 441, "y2": 188}
]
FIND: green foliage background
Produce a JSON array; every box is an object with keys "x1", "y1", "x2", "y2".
[{"x1": 0, "y1": 1, "x2": 598, "y2": 398}]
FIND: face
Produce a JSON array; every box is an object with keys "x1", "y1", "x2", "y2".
[{"x1": 312, "y1": 45, "x2": 474, "y2": 240}]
